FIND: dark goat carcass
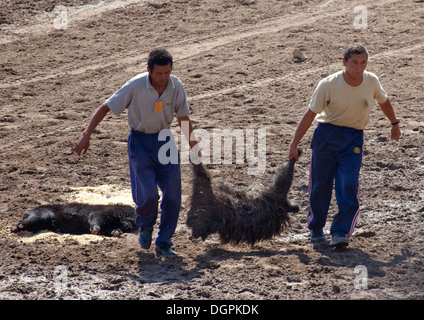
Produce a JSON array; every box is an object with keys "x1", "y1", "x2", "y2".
[{"x1": 11, "y1": 203, "x2": 137, "y2": 237}]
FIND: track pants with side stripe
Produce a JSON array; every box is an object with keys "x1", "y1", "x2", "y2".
[{"x1": 307, "y1": 123, "x2": 364, "y2": 239}]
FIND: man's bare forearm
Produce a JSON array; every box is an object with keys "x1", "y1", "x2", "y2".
[
  {"x1": 289, "y1": 109, "x2": 317, "y2": 157},
  {"x1": 83, "y1": 103, "x2": 110, "y2": 137},
  {"x1": 74, "y1": 103, "x2": 110, "y2": 155}
]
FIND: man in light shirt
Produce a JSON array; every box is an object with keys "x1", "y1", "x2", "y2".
[
  {"x1": 289, "y1": 44, "x2": 401, "y2": 247},
  {"x1": 75, "y1": 49, "x2": 198, "y2": 256}
]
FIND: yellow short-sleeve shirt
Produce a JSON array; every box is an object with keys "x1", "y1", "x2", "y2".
[{"x1": 309, "y1": 70, "x2": 388, "y2": 130}]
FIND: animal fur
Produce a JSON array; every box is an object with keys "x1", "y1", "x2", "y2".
[
  {"x1": 11, "y1": 203, "x2": 137, "y2": 237},
  {"x1": 186, "y1": 151, "x2": 301, "y2": 245}
]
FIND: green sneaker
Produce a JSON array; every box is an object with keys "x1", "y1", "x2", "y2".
[
  {"x1": 329, "y1": 234, "x2": 348, "y2": 247},
  {"x1": 156, "y1": 246, "x2": 177, "y2": 256},
  {"x1": 310, "y1": 229, "x2": 326, "y2": 243},
  {"x1": 138, "y1": 227, "x2": 153, "y2": 249}
]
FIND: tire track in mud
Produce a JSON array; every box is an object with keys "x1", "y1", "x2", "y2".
[
  {"x1": 0, "y1": 0, "x2": 149, "y2": 45},
  {"x1": 0, "y1": 0, "x2": 401, "y2": 90},
  {"x1": 189, "y1": 41, "x2": 424, "y2": 101}
]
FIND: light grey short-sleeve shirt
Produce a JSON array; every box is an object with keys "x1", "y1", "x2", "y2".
[{"x1": 105, "y1": 72, "x2": 190, "y2": 133}]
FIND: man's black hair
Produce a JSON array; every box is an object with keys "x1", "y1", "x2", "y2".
[
  {"x1": 148, "y1": 49, "x2": 173, "y2": 71},
  {"x1": 343, "y1": 43, "x2": 369, "y2": 62}
]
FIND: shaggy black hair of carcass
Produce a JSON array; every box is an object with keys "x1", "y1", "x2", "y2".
[{"x1": 186, "y1": 151, "x2": 301, "y2": 245}]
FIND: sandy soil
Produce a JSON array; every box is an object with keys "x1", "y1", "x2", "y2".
[{"x1": 0, "y1": 0, "x2": 423, "y2": 301}]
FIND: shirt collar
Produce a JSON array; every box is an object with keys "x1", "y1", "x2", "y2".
[{"x1": 145, "y1": 72, "x2": 175, "y2": 90}]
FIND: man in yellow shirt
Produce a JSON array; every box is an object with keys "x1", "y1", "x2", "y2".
[{"x1": 289, "y1": 44, "x2": 401, "y2": 247}]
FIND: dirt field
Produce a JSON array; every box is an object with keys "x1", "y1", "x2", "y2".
[{"x1": 0, "y1": 0, "x2": 423, "y2": 302}]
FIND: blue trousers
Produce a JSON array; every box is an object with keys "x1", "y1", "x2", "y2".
[
  {"x1": 307, "y1": 123, "x2": 363, "y2": 239},
  {"x1": 128, "y1": 129, "x2": 181, "y2": 248}
]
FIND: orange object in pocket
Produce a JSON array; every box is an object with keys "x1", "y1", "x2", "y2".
[{"x1": 154, "y1": 101, "x2": 163, "y2": 113}]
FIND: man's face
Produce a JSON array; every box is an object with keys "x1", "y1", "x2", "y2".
[
  {"x1": 343, "y1": 53, "x2": 367, "y2": 79},
  {"x1": 148, "y1": 63, "x2": 172, "y2": 88}
]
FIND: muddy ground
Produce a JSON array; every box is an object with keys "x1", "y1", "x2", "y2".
[{"x1": 0, "y1": 0, "x2": 423, "y2": 302}]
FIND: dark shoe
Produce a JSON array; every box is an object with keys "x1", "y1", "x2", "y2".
[
  {"x1": 310, "y1": 229, "x2": 326, "y2": 243},
  {"x1": 329, "y1": 234, "x2": 349, "y2": 248},
  {"x1": 156, "y1": 246, "x2": 177, "y2": 256},
  {"x1": 138, "y1": 227, "x2": 153, "y2": 249}
]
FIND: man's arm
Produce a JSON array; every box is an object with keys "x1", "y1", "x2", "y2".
[
  {"x1": 289, "y1": 109, "x2": 317, "y2": 160},
  {"x1": 176, "y1": 115, "x2": 198, "y2": 150},
  {"x1": 74, "y1": 103, "x2": 110, "y2": 155},
  {"x1": 378, "y1": 98, "x2": 401, "y2": 141}
]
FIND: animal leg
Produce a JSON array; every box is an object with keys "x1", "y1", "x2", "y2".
[
  {"x1": 90, "y1": 226, "x2": 101, "y2": 234},
  {"x1": 11, "y1": 223, "x2": 25, "y2": 233},
  {"x1": 111, "y1": 229, "x2": 122, "y2": 237}
]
